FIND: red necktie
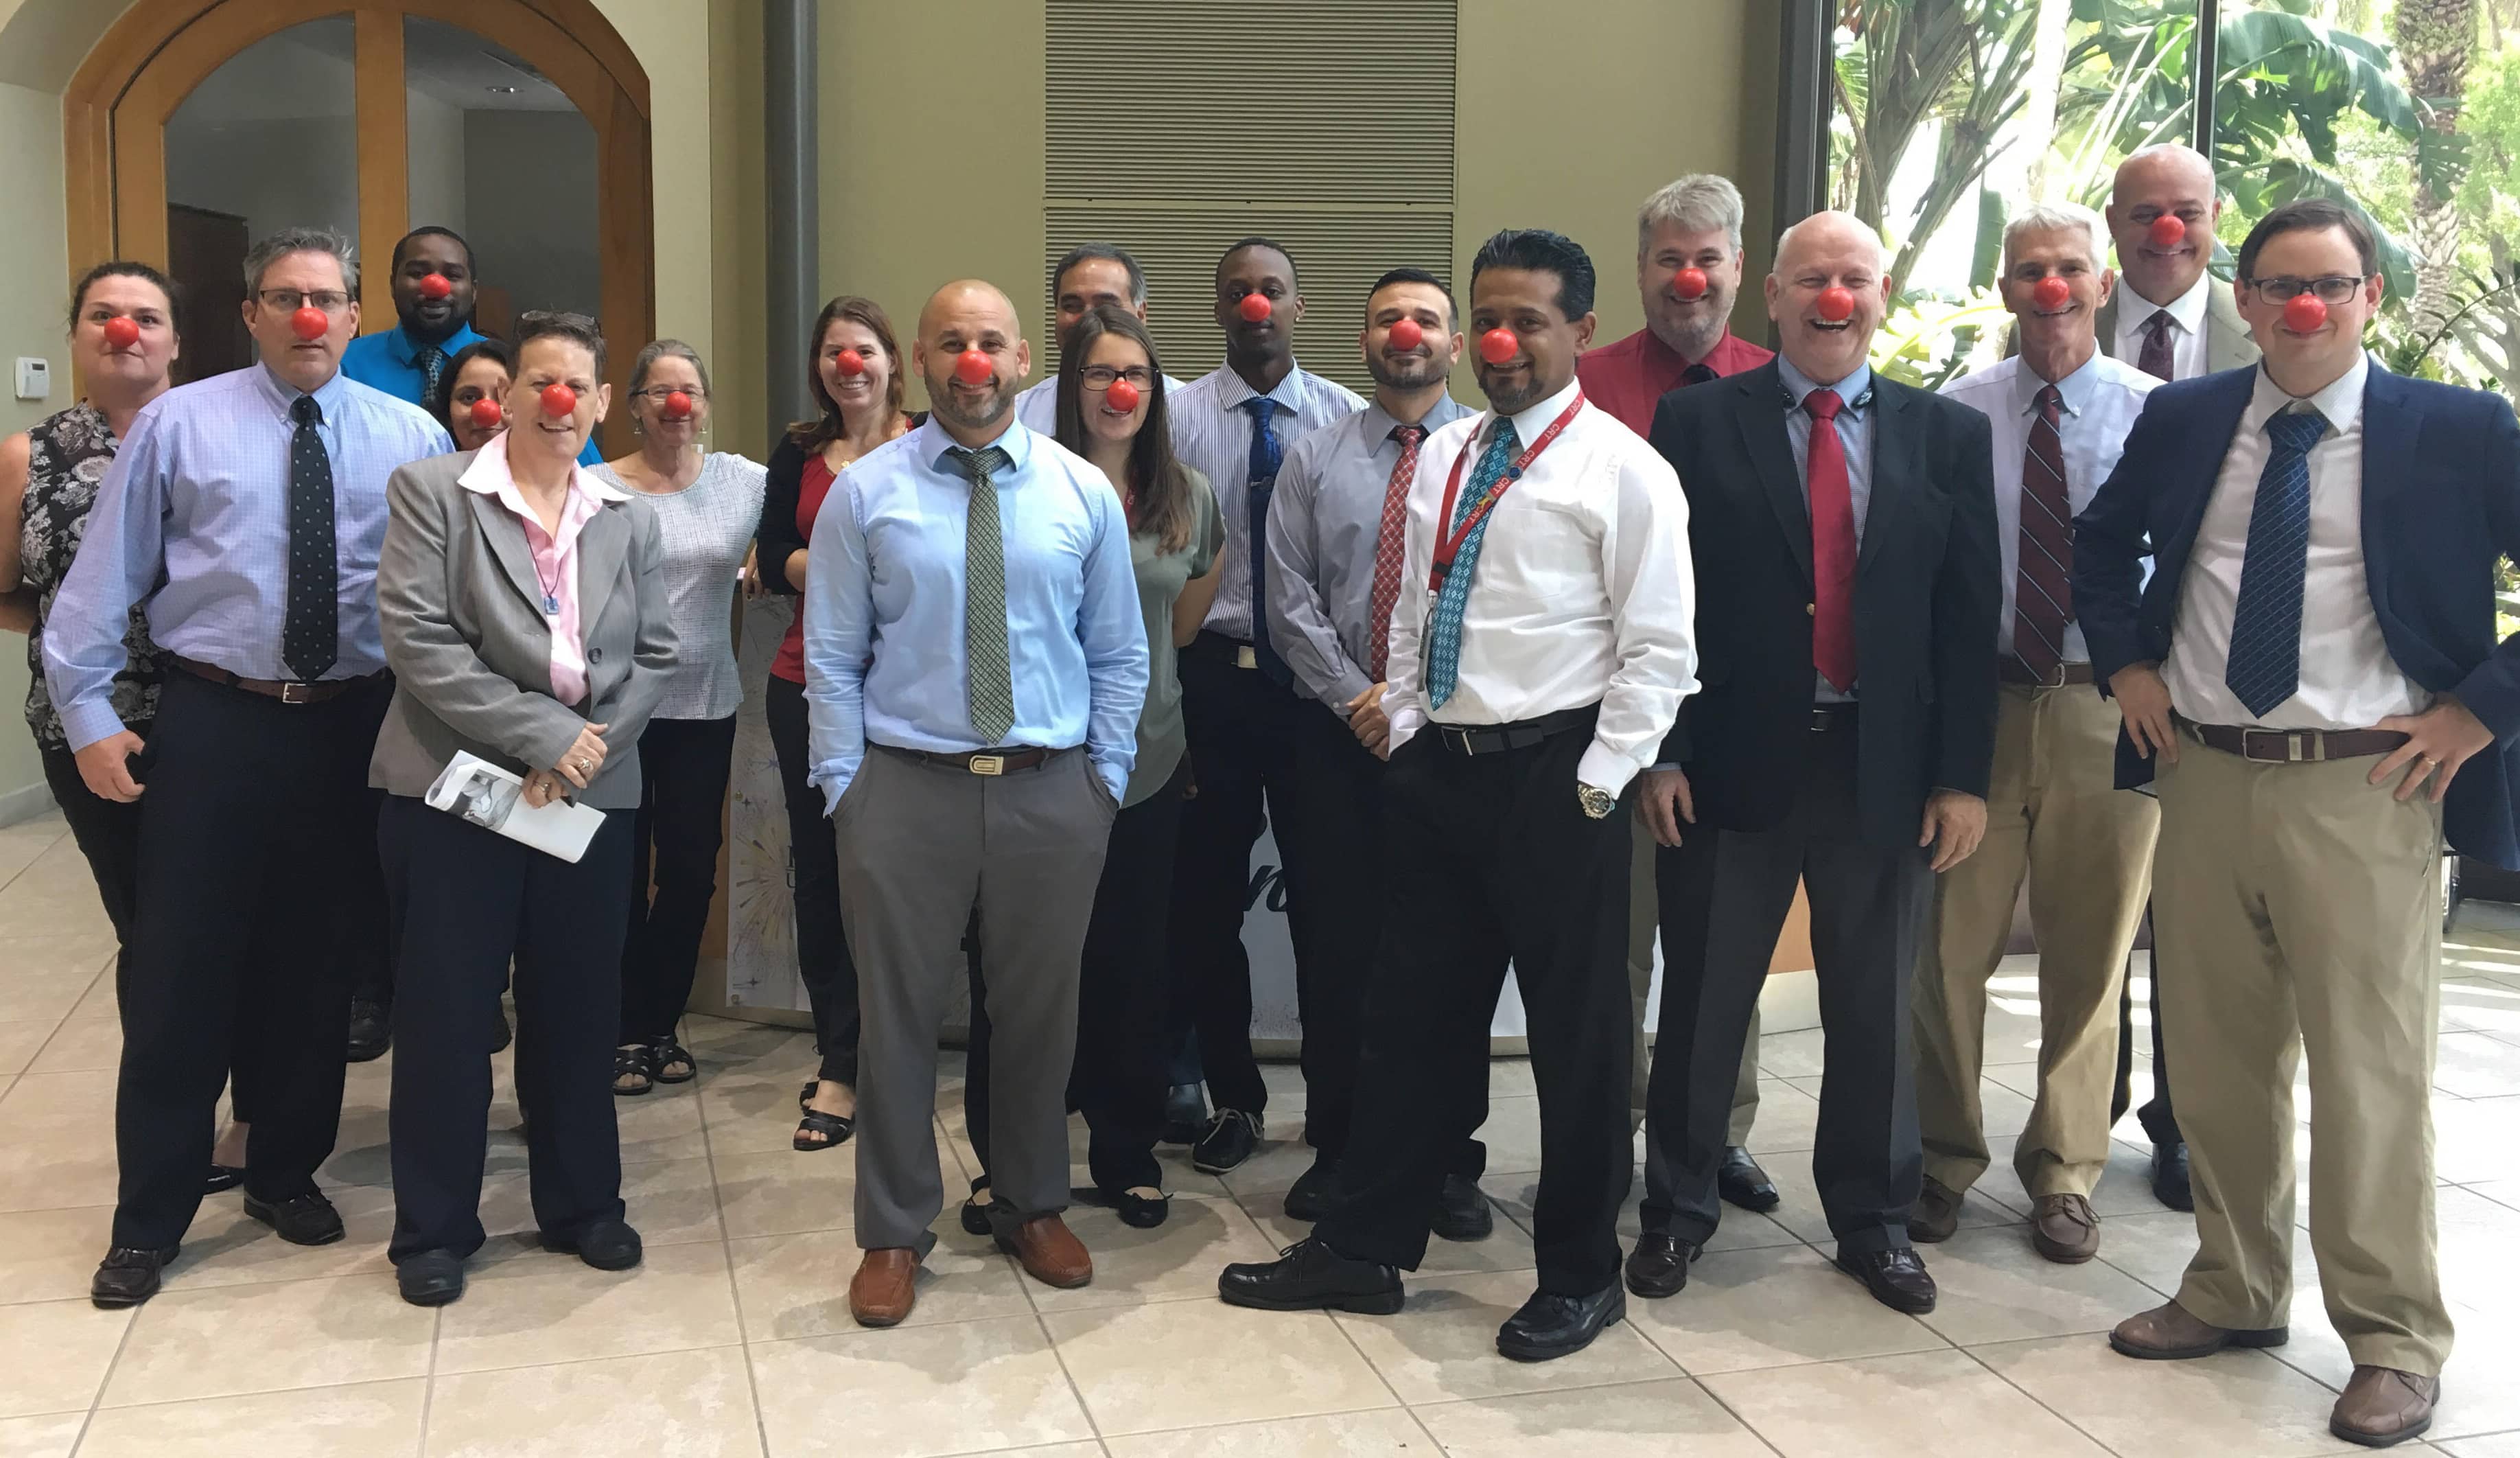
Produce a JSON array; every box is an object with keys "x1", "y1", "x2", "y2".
[
  {"x1": 1366, "y1": 424, "x2": 1425, "y2": 681},
  {"x1": 1804, "y1": 389, "x2": 1858, "y2": 693},
  {"x1": 2013, "y1": 384, "x2": 2073, "y2": 680},
  {"x1": 2138, "y1": 310, "x2": 2175, "y2": 382}
]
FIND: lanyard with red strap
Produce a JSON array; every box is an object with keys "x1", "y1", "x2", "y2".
[{"x1": 1429, "y1": 391, "x2": 1587, "y2": 592}]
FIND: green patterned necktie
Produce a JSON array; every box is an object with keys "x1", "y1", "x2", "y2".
[{"x1": 947, "y1": 445, "x2": 1018, "y2": 741}]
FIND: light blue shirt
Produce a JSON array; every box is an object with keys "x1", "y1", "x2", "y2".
[
  {"x1": 342, "y1": 321, "x2": 600, "y2": 466},
  {"x1": 1777, "y1": 355, "x2": 1876, "y2": 703},
  {"x1": 802, "y1": 416, "x2": 1149, "y2": 810},
  {"x1": 1167, "y1": 361, "x2": 1364, "y2": 640},
  {"x1": 43, "y1": 364, "x2": 454, "y2": 750}
]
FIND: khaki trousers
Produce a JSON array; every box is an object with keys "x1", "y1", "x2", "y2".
[
  {"x1": 2154, "y1": 733, "x2": 2451, "y2": 1376},
  {"x1": 1629, "y1": 819, "x2": 1759, "y2": 1143},
  {"x1": 1914, "y1": 683, "x2": 2158, "y2": 1199}
]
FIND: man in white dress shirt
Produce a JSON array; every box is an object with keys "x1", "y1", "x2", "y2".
[
  {"x1": 1220, "y1": 229, "x2": 1696, "y2": 1364},
  {"x1": 1911, "y1": 205, "x2": 2162, "y2": 1266},
  {"x1": 1012, "y1": 243, "x2": 1186, "y2": 435}
]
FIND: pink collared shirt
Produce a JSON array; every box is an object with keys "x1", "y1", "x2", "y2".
[{"x1": 456, "y1": 434, "x2": 630, "y2": 706}]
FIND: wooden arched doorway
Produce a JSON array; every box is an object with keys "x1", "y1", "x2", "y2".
[{"x1": 62, "y1": 0, "x2": 651, "y2": 444}]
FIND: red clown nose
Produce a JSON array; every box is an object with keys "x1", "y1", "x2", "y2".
[
  {"x1": 953, "y1": 349, "x2": 994, "y2": 386},
  {"x1": 2031, "y1": 276, "x2": 2073, "y2": 312},
  {"x1": 1816, "y1": 286, "x2": 1855, "y2": 323},
  {"x1": 290, "y1": 306, "x2": 330, "y2": 341},
  {"x1": 1673, "y1": 266, "x2": 1709, "y2": 301},
  {"x1": 661, "y1": 391, "x2": 694, "y2": 421},
  {"x1": 1479, "y1": 328, "x2": 1519, "y2": 365},
  {"x1": 1104, "y1": 378, "x2": 1141, "y2": 413},
  {"x1": 539, "y1": 383, "x2": 578, "y2": 418},
  {"x1": 418, "y1": 273, "x2": 453, "y2": 301},
  {"x1": 1387, "y1": 316, "x2": 1424, "y2": 351},
  {"x1": 1237, "y1": 292, "x2": 1273, "y2": 323},
  {"x1": 102, "y1": 316, "x2": 140, "y2": 349},
  {"x1": 2147, "y1": 213, "x2": 2188, "y2": 249},
  {"x1": 467, "y1": 398, "x2": 504, "y2": 432},
  {"x1": 2283, "y1": 292, "x2": 2329, "y2": 334},
  {"x1": 835, "y1": 347, "x2": 866, "y2": 377}
]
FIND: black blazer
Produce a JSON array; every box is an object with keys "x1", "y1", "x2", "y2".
[
  {"x1": 1649, "y1": 361, "x2": 2001, "y2": 850},
  {"x1": 2073, "y1": 364, "x2": 2520, "y2": 870}
]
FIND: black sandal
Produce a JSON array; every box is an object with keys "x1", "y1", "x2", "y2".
[
  {"x1": 792, "y1": 1107, "x2": 853, "y2": 1151},
  {"x1": 611, "y1": 1043, "x2": 655, "y2": 1097},
  {"x1": 651, "y1": 1034, "x2": 697, "y2": 1085},
  {"x1": 798, "y1": 1080, "x2": 819, "y2": 1115}
]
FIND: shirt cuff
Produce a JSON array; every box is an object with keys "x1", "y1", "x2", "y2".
[
  {"x1": 1098, "y1": 761, "x2": 1129, "y2": 802},
  {"x1": 58, "y1": 700, "x2": 130, "y2": 754},
  {"x1": 1576, "y1": 741, "x2": 1642, "y2": 798}
]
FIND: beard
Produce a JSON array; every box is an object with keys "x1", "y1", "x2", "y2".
[
  {"x1": 1366, "y1": 350, "x2": 1448, "y2": 391},
  {"x1": 1649, "y1": 294, "x2": 1728, "y2": 359},
  {"x1": 926, "y1": 371, "x2": 1010, "y2": 432},
  {"x1": 1479, "y1": 364, "x2": 1550, "y2": 415}
]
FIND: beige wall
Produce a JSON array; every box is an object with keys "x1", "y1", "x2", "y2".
[{"x1": 0, "y1": 78, "x2": 71, "y2": 820}]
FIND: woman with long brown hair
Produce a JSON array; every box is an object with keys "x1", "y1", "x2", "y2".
[{"x1": 758, "y1": 296, "x2": 916, "y2": 1150}]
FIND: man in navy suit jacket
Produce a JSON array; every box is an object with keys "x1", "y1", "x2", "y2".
[{"x1": 2073, "y1": 198, "x2": 2520, "y2": 1449}]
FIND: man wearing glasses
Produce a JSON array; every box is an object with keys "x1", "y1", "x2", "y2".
[
  {"x1": 2075, "y1": 198, "x2": 2520, "y2": 1448},
  {"x1": 47, "y1": 228, "x2": 451, "y2": 1308}
]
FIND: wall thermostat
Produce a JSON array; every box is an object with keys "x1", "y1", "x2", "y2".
[{"x1": 13, "y1": 358, "x2": 49, "y2": 402}]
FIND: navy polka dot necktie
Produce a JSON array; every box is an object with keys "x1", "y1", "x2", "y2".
[{"x1": 284, "y1": 394, "x2": 338, "y2": 682}]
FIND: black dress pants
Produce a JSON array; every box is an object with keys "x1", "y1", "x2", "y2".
[
  {"x1": 765, "y1": 675, "x2": 857, "y2": 1086},
  {"x1": 382, "y1": 794, "x2": 631, "y2": 1260},
  {"x1": 1642, "y1": 724, "x2": 1931, "y2": 1256},
  {"x1": 1316, "y1": 716, "x2": 1632, "y2": 1296},
  {"x1": 620, "y1": 713, "x2": 738, "y2": 1045},
  {"x1": 1284, "y1": 704, "x2": 1486, "y2": 1177},
  {"x1": 1169, "y1": 634, "x2": 1318, "y2": 1119},
  {"x1": 2111, "y1": 903, "x2": 2181, "y2": 1145},
  {"x1": 968, "y1": 759, "x2": 1188, "y2": 1195},
  {"x1": 111, "y1": 671, "x2": 386, "y2": 1251}
]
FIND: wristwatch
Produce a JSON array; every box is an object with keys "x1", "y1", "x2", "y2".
[{"x1": 1576, "y1": 783, "x2": 1617, "y2": 820}]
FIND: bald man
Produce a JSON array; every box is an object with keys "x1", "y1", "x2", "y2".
[
  {"x1": 804, "y1": 280, "x2": 1150, "y2": 1327},
  {"x1": 1633, "y1": 211, "x2": 1999, "y2": 1315}
]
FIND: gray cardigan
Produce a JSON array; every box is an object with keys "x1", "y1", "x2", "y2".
[{"x1": 369, "y1": 449, "x2": 677, "y2": 810}]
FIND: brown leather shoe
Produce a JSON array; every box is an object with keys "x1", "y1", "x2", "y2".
[
  {"x1": 2331, "y1": 1366, "x2": 2438, "y2": 1448},
  {"x1": 2109, "y1": 1300, "x2": 2287, "y2": 1360},
  {"x1": 1907, "y1": 1177, "x2": 1963, "y2": 1243},
  {"x1": 998, "y1": 1214, "x2": 1093, "y2": 1288},
  {"x1": 848, "y1": 1247, "x2": 920, "y2": 1328},
  {"x1": 2029, "y1": 1193, "x2": 2099, "y2": 1264}
]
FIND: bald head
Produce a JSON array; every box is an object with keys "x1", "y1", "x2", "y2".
[
  {"x1": 2106, "y1": 146, "x2": 2219, "y2": 307},
  {"x1": 1773, "y1": 210, "x2": 1886, "y2": 279},
  {"x1": 920, "y1": 279, "x2": 1020, "y2": 343},
  {"x1": 1766, "y1": 211, "x2": 1889, "y2": 386},
  {"x1": 915, "y1": 279, "x2": 1030, "y2": 442}
]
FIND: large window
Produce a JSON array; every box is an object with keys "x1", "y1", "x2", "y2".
[{"x1": 1828, "y1": 0, "x2": 2519, "y2": 397}]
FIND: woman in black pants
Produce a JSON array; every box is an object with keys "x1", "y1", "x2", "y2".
[
  {"x1": 758, "y1": 296, "x2": 913, "y2": 1150},
  {"x1": 964, "y1": 305, "x2": 1222, "y2": 1227}
]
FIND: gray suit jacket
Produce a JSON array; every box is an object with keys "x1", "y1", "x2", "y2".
[{"x1": 369, "y1": 449, "x2": 677, "y2": 810}]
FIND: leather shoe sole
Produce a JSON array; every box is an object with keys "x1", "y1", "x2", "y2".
[{"x1": 2110, "y1": 1323, "x2": 2288, "y2": 1361}]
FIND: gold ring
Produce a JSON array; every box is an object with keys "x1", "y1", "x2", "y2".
[{"x1": 2422, "y1": 754, "x2": 2441, "y2": 767}]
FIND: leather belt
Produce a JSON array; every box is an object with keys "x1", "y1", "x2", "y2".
[
  {"x1": 1431, "y1": 705, "x2": 1596, "y2": 756},
  {"x1": 1189, "y1": 630, "x2": 1261, "y2": 671},
  {"x1": 2000, "y1": 661, "x2": 2096, "y2": 688},
  {"x1": 2187, "y1": 722, "x2": 2411, "y2": 763},
  {"x1": 880, "y1": 743, "x2": 1066, "y2": 776},
  {"x1": 172, "y1": 656, "x2": 383, "y2": 705},
  {"x1": 1809, "y1": 703, "x2": 1858, "y2": 733}
]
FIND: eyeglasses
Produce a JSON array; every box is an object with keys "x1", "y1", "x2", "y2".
[
  {"x1": 2244, "y1": 275, "x2": 2368, "y2": 304},
  {"x1": 633, "y1": 386, "x2": 708, "y2": 404},
  {"x1": 256, "y1": 290, "x2": 352, "y2": 314},
  {"x1": 1080, "y1": 366, "x2": 1154, "y2": 390}
]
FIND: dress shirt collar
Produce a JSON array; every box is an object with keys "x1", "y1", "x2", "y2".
[
  {"x1": 2126, "y1": 272, "x2": 2212, "y2": 338},
  {"x1": 1775, "y1": 355, "x2": 1874, "y2": 417},
  {"x1": 2245, "y1": 351, "x2": 2369, "y2": 439},
  {"x1": 914, "y1": 412, "x2": 1035, "y2": 474},
  {"x1": 458, "y1": 430, "x2": 631, "y2": 507},
  {"x1": 1484, "y1": 376, "x2": 1585, "y2": 446},
  {"x1": 251, "y1": 361, "x2": 350, "y2": 422},
  {"x1": 383, "y1": 321, "x2": 482, "y2": 369},
  {"x1": 1362, "y1": 392, "x2": 1458, "y2": 444},
  {"x1": 1211, "y1": 359, "x2": 1315, "y2": 415},
  {"x1": 1642, "y1": 325, "x2": 1741, "y2": 374},
  {"x1": 2012, "y1": 347, "x2": 2103, "y2": 420}
]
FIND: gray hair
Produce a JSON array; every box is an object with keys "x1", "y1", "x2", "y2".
[
  {"x1": 1638, "y1": 174, "x2": 1745, "y2": 255},
  {"x1": 629, "y1": 338, "x2": 710, "y2": 397},
  {"x1": 243, "y1": 227, "x2": 358, "y2": 297},
  {"x1": 2003, "y1": 202, "x2": 2108, "y2": 273}
]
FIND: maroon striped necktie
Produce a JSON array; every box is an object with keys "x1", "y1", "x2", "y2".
[{"x1": 2013, "y1": 384, "x2": 2073, "y2": 680}]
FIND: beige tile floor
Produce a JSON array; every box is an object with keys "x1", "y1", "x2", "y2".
[{"x1": 1, "y1": 806, "x2": 2517, "y2": 1455}]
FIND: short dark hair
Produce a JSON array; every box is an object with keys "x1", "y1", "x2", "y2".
[
  {"x1": 393, "y1": 226, "x2": 474, "y2": 275},
  {"x1": 514, "y1": 310, "x2": 606, "y2": 373},
  {"x1": 1053, "y1": 242, "x2": 1145, "y2": 305},
  {"x1": 1367, "y1": 266, "x2": 1456, "y2": 331},
  {"x1": 1216, "y1": 235, "x2": 1298, "y2": 288},
  {"x1": 2236, "y1": 199, "x2": 2378, "y2": 281},
  {"x1": 67, "y1": 260, "x2": 182, "y2": 334},
  {"x1": 1471, "y1": 229, "x2": 1596, "y2": 320},
  {"x1": 429, "y1": 336, "x2": 516, "y2": 431}
]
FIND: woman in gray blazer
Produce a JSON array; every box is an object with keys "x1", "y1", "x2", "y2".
[{"x1": 368, "y1": 311, "x2": 677, "y2": 1308}]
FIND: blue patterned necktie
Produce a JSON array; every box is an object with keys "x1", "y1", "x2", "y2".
[
  {"x1": 1240, "y1": 397, "x2": 1291, "y2": 684},
  {"x1": 2223, "y1": 408, "x2": 2331, "y2": 718},
  {"x1": 1424, "y1": 419, "x2": 1521, "y2": 710}
]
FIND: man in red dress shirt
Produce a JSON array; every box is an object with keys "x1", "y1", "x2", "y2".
[{"x1": 1576, "y1": 173, "x2": 1779, "y2": 1213}]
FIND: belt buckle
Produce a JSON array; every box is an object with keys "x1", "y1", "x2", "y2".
[
  {"x1": 2240, "y1": 728, "x2": 2309, "y2": 763},
  {"x1": 1234, "y1": 645, "x2": 1257, "y2": 670},
  {"x1": 1809, "y1": 708, "x2": 1835, "y2": 732},
  {"x1": 968, "y1": 754, "x2": 1005, "y2": 776},
  {"x1": 279, "y1": 681, "x2": 312, "y2": 705},
  {"x1": 1441, "y1": 726, "x2": 1475, "y2": 756}
]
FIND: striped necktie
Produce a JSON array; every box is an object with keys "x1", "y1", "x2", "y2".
[
  {"x1": 2224, "y1": 408, "x2": 2331, "y2": 718},
  {"x1": 2011, "y1": 384, "x2": 2073, "y2": 680}
]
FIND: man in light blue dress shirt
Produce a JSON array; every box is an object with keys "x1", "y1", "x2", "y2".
[
  {"x1": 1012, "y1": 242, "x2": 1187, "y2": 435},
  {"x1": 45, "y1": 228, "x2": 451, "y2": 1308},
  {"x1": 1164, "y1": 237, "x2": 1365, "y2": 1176},
  {"x1": 804, "y1": 279, "x2": 1147, "y2": 1328}
]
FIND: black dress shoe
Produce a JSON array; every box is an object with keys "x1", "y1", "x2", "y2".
[
  {"x1": 396, "y1": 1249, "x2": 465, "y2": 1306},
  {"x1": 244, "y1": 1191, "x2": 345, "y2": 1246},
  {"x1": 1160, "y1": 1083, "x2": 1207, "y2": 1146},
  {"x1": 345, "y1": 997, "x2": 390, "y2": 1063},
  {"x1": 487, "y1": 1002, "x2": 513, "y2": 1056},
  {"x1": 1430, "y1": 1174, "x2": 1494, "y2": 1242},
  {"x1": 543, "y1": 1218, "x2": 642, "y2": 1271},
  {"x1": 1718, "y1": 1146, "x2": 1781, "y2": 1212},
  {"x1": 1191, "y1": 1109, "x2": 1261, "y2": 1174},
  {"x1": 1836, "y1": 1245, "x2": 1937, "y2": 1314},
  {"x1": 2151, "y1": 1141, "x2": 2194, "y2": 1212},
  {"x1": 1112, "y1": 1189, "x2": 1170, "y2": 1229},
  {"x1": 1218, "y1": 1236, "x2": 1403, "y2": 1315},
  {"x1": 1623, "y1": 1233, "x2": 1702, "y2": 1298},
  {"x1": 1497, "y1": 1281, "x2": 1626, "y2": 1362},
  {"x1": 1283, "y1": 1153, "x2": 1340, "y2": 1223},
  {"x1": 91, "y1": 1245, "x2": 180, "y2": 1308}
]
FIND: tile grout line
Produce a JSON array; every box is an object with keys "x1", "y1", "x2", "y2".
[
  {"x1": 412, "y1": 1308, "x2": 441, "y2": 1458},
  {"x1": 70, "y1": 1286, "x2": 145, "y2": 1457},
  {"x1": 1952, "y1": 1334, "x2": 2148, "y2": 1458},
  {"x1": 690, "y1": 1061, "x2": 780, "y2": 1458}
]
